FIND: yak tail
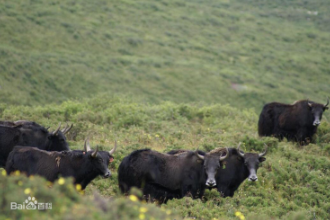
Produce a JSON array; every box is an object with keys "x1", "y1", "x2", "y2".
[{"x1": 258, "y1": 104, "x2": 274, "y2": 137}]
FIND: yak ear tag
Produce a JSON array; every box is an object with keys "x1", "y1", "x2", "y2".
[{"x1": 222, "y1": 161, "x2": 227, "y2": 169}]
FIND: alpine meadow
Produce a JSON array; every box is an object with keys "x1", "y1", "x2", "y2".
[{"x1": 1, "y1": 0, "x2": 330, "y2": 219}]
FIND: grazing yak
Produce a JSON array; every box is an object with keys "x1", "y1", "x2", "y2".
[
  {"x1": 5, "y1": 139, "x2": 117, "y2": 189},
  {"x1": 258, "y1": 98, "x2": 329, "y2": 144},
  {"x1": 168, "y1": 143, "x2": 267, "y2": 197},
  {"x1": 0, "y1": 121, "x2": 72, "y2": 167},
  {"x1": 118, "y1": 148, "x2": 228, "y2": 203}
]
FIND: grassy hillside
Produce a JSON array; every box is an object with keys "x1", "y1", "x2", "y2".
[
  {"x1": 1, "y1": 0, "x2": 330, "y2": 219},
  {"x1": 1, "y1": 96, "x2": 330, "y2": 219},
  {"x1": 1, "y1": 0, "x2": 330, "y2": 110}
]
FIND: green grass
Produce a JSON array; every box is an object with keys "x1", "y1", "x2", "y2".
[
  {"x1": 1, "y1": 0, "x2": 330, "y2": 219},
  {"x1": 0, "y1": 0, "x2": 330, "y2": 110},
  {"x1": 1, "y1": 96, "x2": 330, "y2": 219}
]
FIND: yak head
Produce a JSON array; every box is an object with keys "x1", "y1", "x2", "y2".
[
  {"x1": 307, "y1": 98, "x2": 329, "y2": 126},
  {"x1": 196, "y1": 148, "x2": 229, "y2": 187},
  {"x1": 237, "y1": 143, "x2": 267, "y2": 182},
  {"x1": 84, "y1": 139, "x2": 117, "y2": 178},
  {"x1": 47, "y1": 123, "x2": 72, "y2": 151},
  {"x1": 15, "y1": 121, "x2": 69, "y2": 151}
]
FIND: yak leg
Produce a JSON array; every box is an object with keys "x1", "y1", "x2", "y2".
[
  {"x1": 181, "y1": 184, "x2": 191, "y2": 198},
  {"x1": 217, "y1": 186, "x2": 233, "y2": 198},
  {"x1": 198, "y1": 186, "x2": 206, "y2": 200},
  {"x1": 296, "y1": 128, "x2": 309, "y2": 145}
]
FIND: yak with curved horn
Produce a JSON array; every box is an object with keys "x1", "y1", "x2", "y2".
[
  {"x1": 167, "y1": 143, "x2": 268, "y2": 197},
  {"x1": 118, "y1": 147, "x2": 228, "y2": 203},
  {"x1": 5, "y1": 139, "x2": 114, "y2": 189},
  {"x1": 237, "y1": 143, "x2": 267, "y2": 181},
  {"x1": 195, "y1": 147, "x2": 229, "y2": 187},
  {"x1": 212, "y1": 142, "x2": 268, "y2": 197},
  {"x1": 0, "y1": 120, "x2": 70, "y2": 167},
  {"x1": 84, "y1": 138, "x2": 117, "y2": 166},
  {"x1": 258, "y1": 98, "x2": 329, "y2": 144}
]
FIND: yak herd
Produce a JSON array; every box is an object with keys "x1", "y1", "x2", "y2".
[{"x1": 0, "y1": 98, "x2": 328, "y2": 203}]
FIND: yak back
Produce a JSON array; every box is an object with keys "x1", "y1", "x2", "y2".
[
  {"x1": 5, "y1": 146, "x2": 61, "y2": 181},
  {"x1": 16, "y1": 121, "x2": 69, "y2": 151},
  {"x1": 6, "y1": 147, "x2": 110, "y2": 189},
  {"x1": 258, "y1": 102, "x2": 293, "y2": 136},
  {"x1": 258, "y1": 100, "x2": 322, "y2": 139},
  {"x1": 0, "y1": 121, "x2": 69, "y2": 167},
  {"x1": 118, "y1": 149, "x2": 203, "y2": 193},
  {"x1": 277, "y1": 100, "x2": 315, "y2": 128},
  {"x1": 167, "y1": 149, "x2": 206, "y2": 156}
]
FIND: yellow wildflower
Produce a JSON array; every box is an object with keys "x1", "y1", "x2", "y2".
[
  {"x1": 235, "y1": 211, "x2": 245, "y2": 220},
  {"x1": 139, "y1": 214, "x2": 145, "y2": 219},
  {"x1": 14, "y1": 170, "x2": 20, "y2": 176},
  {"x1": 1, "y1": 170, "x2": 6, "y2": 176},
  {"x1": 24, "y1": 188, "x2": 31, "y2": 194},
  {"x1": 129, "y1": 195, "x2": 138, "y2": 202},
  {"x1": 139, "y1": 207, "x2": 148, "y2": 213},
  {"x1": 76, "y1": 184, "x2": 82, "y2": 191},
  {"x1": 58, "y1": 177, "x2": 65, "y2": 185}
]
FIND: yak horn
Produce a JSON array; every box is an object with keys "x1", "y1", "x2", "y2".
[
  {"x1": 53, "y1": 123, "x2": 61, "y2": 135},
  {"x1": 195, "y1": 151, "x2": 204, "y2": 160},
  {"x1": 219, "y1": 148, "x2": 229, "y2": 161},
  {"x1": 109, "y1": 141, "x2": 117, "y2": 155},
  {"x1": 324, "y1": 97, "x2": 329, "y2": 108},
  {"x1": 61, "y1": 123, "x2": 69, "y2": 133},
  {"x1": 91, "y1": 146, "x2": 99, "y2": 158},
  {"x1": 84, "y1": 138, "x2": 92, "y2": 152},
  {"x1": 237, "y1": 142, "x2": 245, "y2": 158},
  {"x1": 62, "y1": 123, "x2": 73, "y2": 134},
  {"x1": 259, "y1": 144, "x2": 268, "y2": 157},
  {"x1": 307, "y1": 99, "x2": 312, "y2": 107}
]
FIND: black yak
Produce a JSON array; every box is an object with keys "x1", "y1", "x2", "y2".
[
  {"x1": 168, "y1": 143, "x2": 267, "y2": 197},
  {"x1": 118, "y1": 148, "x2": 228, "y2": 202},
  {"x1": 258, "y1": 98, "x2": 329, "y2": 144},
  {"x1": 216, "y1": 143, "x2": 267, "y2": 197},
  {"x1": 5, "y1": 139, "x2": 117, "y2": 189},
  {"x1": 0, "y1": 121, "x2": 72, "y2": 167}
]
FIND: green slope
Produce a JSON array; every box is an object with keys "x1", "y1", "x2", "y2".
[
  {"x1": 1, "y1": 1, "x2": 330, "y2": 219},
  {"x1": 1, "y1": 96, "x2": 330, "y2": 219},
  {"x1": 1, "y1": 0, "x2": 330, "y2": 110}
]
